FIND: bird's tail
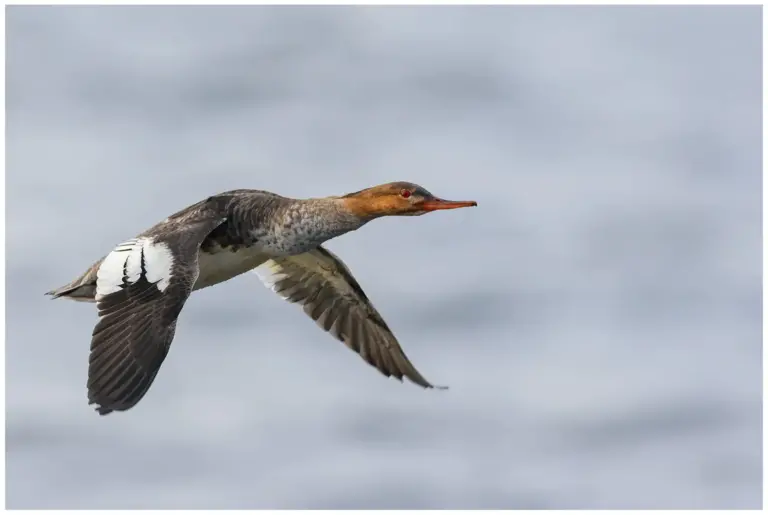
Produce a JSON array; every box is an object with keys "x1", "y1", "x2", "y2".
[{"x1": 46, "y1": 258, "x2": 104, "y2": 303}]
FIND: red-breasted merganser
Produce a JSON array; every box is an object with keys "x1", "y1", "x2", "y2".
[{"x1": 47, "y1": 182, "x2": 477, "y2": 415}]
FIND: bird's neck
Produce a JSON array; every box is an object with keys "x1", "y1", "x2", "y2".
[{"x1": 271, "y1": 197, "x2": 369, "y2": 252}]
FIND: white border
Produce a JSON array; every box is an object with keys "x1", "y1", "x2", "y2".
[
  {"x1": 0, "y1": 4, "x2": 6, "y2": 513},
  {"x1": 761, "y1": 3, "x2": 766, "y2": 512},
  {"x1": 2, "y1": 0, "x2": 767, "y2": 5},
  {"x1": 0, "y1": 1, "x2": 764, "y2": 513}
]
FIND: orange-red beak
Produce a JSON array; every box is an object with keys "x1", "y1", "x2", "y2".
[{"x1": 419, "y1": 198, "x2": 478, "y2": 212}]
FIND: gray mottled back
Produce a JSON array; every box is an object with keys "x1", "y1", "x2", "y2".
[{"x1": 190, "y1": 190, "x2": 366, "y2": 256}]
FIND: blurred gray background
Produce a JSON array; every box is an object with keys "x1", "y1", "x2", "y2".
[{"x1": 5, "y1": 5, "x2": 762, "y2": 509}]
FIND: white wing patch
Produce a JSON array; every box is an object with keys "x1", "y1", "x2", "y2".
[
  {"x1": 96, "y1": 237, "x2": 175, "y2": 298},
  {"x1": 142, "y1": 240, "x2": 174, "y2": 291},
  {"x1": 253, "y1": 260, "x2": 290, "y2": 297}
]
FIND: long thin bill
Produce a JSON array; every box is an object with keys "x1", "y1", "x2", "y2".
[{"x1": 420, "y1": 199, "x2": 478, "y2": 211}]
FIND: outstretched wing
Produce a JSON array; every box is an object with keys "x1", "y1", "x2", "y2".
[
  {"x1": 87, "y1": 216, "x2": 226, "y2": 415},
  {"x1": 254, "y1": 246, "x2": 446, "y2": 389}
]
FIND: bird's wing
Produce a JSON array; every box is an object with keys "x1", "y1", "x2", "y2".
[
  {"x1": 254, "y1": 245, "x2": 445, "y2": 389},
  {"x1": 87, "y1": 216, "x2": 226, "y2": 415}
]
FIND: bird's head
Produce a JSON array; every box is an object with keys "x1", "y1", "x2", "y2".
[{"x1": 340, "y1": 182, "x2": 477, "y2": 219}]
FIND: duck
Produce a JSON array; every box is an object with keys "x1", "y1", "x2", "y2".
[{"x1": 47, "y1": 181, "x2": 477, "y2": 415}]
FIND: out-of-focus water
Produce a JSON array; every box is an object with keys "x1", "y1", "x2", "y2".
[{"x1": 5, "y1": 5, "x2": 762, "y2": 509}]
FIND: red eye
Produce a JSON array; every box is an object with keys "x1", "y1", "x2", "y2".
[{"x1": 401, "y1": 189, "x2": 412, "y2": 198}]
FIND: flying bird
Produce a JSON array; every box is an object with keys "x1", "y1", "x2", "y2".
[{"x1": 47, "y1": 182, "x2": 477, "y2": 415}]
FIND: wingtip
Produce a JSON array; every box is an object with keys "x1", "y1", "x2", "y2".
[
  {"x1": 89, "y1": 398, "x2": 113, "y2": 416},
  {"x1": 45, "y1": 288, "x2": 64, "y2": 299}
]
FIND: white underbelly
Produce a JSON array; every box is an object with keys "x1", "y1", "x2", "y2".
[{"x1": 194, "y1": 246, "x2": 269, "y2": 291}]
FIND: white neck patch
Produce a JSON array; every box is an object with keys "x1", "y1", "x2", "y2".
[{"x1": 96, "y1": 237, "x2": 175, "y2": 298}]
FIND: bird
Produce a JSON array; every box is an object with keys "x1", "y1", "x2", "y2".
[{"x1": 47, "y1": 181, "x2": 477, "y2": 415}]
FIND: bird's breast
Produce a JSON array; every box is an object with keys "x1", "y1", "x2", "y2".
[{"x1": 194, "y1": 244, "x2": 269, "y2": 291}]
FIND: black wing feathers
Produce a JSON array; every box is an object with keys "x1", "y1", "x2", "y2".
[
  {"x1": 256, "y1": 246, "x2": 445, "y2": 390},
  {"x1": 87, "y1": 216, "x2": 225, "y2": 415}
]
